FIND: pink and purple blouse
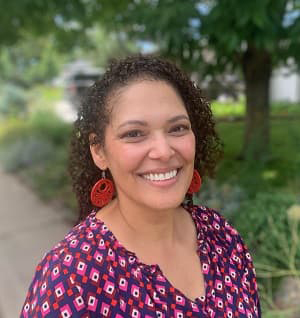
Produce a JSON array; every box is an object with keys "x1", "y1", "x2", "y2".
[{"x1": 21, "y1": 205, "x2": 261, "y2": 317}]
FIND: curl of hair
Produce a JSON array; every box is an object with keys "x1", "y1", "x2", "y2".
[{"x1": 69, "y1": 55, "x2": 223, "y2": 222}]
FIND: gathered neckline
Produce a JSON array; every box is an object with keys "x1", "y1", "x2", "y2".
[{"x1": 87, "y1": 204, "x2": 207, "y2": 304}]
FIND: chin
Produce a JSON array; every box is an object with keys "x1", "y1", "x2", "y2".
[{"x1": 142, "y1": 195, "x2": 185, "y2": 211}]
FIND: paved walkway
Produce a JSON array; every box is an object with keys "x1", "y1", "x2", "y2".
[{"x1": 0, "y1": 169, "x2": 75, "y2": 318}]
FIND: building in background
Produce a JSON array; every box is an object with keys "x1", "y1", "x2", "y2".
[{"x1": 271, "y1": 66, "x2": 300, "y2": 103}]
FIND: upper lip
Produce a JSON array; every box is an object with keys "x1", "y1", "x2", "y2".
[{"x1": 138, "y1": 167, "x2": 181, "y2": 175}]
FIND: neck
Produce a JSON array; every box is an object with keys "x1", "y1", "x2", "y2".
[{"x1": 113, "y1": 198, "x2": 185, "y2": 249}]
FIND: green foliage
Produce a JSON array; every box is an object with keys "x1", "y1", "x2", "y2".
[
  {"x1": 263, "y1": 308, "x2": 300, "y2": 318},
  {"x1": 0, "y1": 83, "x2": 28, "y2": 117},
  {"x1": 231, "y1": 192, "x2": 300, "y2": 313},
  {"x1": 232, "y1": 192, "x2": 299, "y2": 270},
  {"x1": 216, "y1": 119, "x2": 300, "y2": 195},
  {"x1": 0, "y1": 0, "x2": 91, "y2": 47},
  {"x1": 0, "y1": 34, "x2": 65, "y2": 87},
  {"x1": 2, "y1": 1, "x2": 299, "y2": 73},
  {"x1": 211, "y1": 100, "x2": 300, "y2": 117},
  {"x1": 271, "y1": 102, "x2": 300, "y2": 115},
  {"x1": 0, "y1": 110, "x2": 72, "y2": 146},
  {"x1": 0, "y1": 136, "x2": 53, "y2": 172},
  {"x1": 19, "y1": 146, "x2": 76, "y2": 209},
  {"x1": 215, "y1": 115, "x2": 300, "y2": 314},
  {"x1": 214, "y1": 115, "x2": 300, "y2": 315},
  {"x1": 95, "y1": 1, "x2": 203, "y2": 72},
  {"x1": 1, "y1": 0, "x2": 299, "y2": 158},
  {"x1": 29, "y1": 110, "x2": 72, "y2": 145},
  {"x1": 95, "y1": 1, "x2": 300, "y2": 71},
  {"x1": 0, "y1": 110, "x2": 74, "y2": 208},
  {"x1": 201, "y1": 0, "x2": 295, "y2": 68},
  {"x1": 96, "y1": 1, "x2": 300, "y2": 158},
  {"x1": 72, "y1": 27, "x2": 138, "y2": 68},
  {"x1": 211, "y1": 100, "x2": 245, "y2": 117}
]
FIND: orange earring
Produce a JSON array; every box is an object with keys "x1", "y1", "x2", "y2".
[
  {"x1": 90, "y1": 170, "x2": 115, "y2": 207},
  {"x1": 187, "y1": 170, "x2": 202, "y2": 194}
]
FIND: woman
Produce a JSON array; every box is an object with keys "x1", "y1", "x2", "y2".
[{"x1": 21, "y1": 55, "x2": 261, "y2": 317}]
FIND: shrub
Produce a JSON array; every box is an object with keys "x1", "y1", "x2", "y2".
[
  {"x1": 231, "y1": 192, "x2": 300, "y2": 312},
  {"x1": 232, "y1": 192, "x2": 299, "y2": 269},
  {"x1": 29, "y1": 110, "x2": 72, "y2": 145},
  {"x1": 0, "y1": 136, "x2": 54, "y2": 172},
  {"x1": 0, "y1": 110, "x2": 74, "y2": 208},
  {"x1": 0, "y1": 84, "x2": 28, "y2": 117},
  {"x1": 196, "y1": 179, "x2": 246, "y2": 216}
]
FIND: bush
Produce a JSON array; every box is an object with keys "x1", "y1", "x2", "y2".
[
  {"x1": 0, "y1": 110, "x2": 75, "y2": 209},
  {"x1": 0, "y1": 84, "x2": 28, "y2": 117},
  {"x1": 0, "y1": 136, "x2": 54, "y2": 172},
  {"x1": 232, "y1": 192, "x2": 299, "y2": 268},
  {"x1": 29, "y1": 110, "x2": 72, "y2": 145},
  {"x1": 0, "y1": 110, "x2": 72, "y2": 146},
  {"x1": 196, "y1": 179, "x2": 246, "y2": 216},
  {"x1": 231, "y1": 192, "x2": 300, "y2": 312}
]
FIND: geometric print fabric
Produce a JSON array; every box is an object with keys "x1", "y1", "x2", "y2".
[{"x1": 21, "y1": 204, "x2": 261, "y2": 317}]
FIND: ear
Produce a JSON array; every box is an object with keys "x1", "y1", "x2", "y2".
[{"x1": 89, "y1": 133, "x2": 108, "y2": 170}]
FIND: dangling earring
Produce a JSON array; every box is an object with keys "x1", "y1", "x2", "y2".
[
  {"x1": 90, "y1": 170, "x2": 115, "y2": 207},
  {"x1": 187, "y1": 169, "x2": 202, "y2": 194}
]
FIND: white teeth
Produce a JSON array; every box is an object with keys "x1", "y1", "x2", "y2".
[{"x1": 142, "y1": 169, "x2": 178, "y2": 181}]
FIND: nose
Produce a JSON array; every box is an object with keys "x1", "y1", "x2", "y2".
[{"x1": 148, "y1": 133, "x2": 175, "y2": 161}]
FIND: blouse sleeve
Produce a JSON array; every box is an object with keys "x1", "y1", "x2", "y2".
[
  {"x1": 20, "y1": 254, "x2": 90, "y2": 318},
  {"x1": 213, "y1": 208, "x2": 261, "y2": 316},
  {"x1": 235, "y1": 230, "x2": 262, "y2": 317}
]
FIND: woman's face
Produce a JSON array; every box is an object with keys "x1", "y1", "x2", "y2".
[{"x1": 91, "y1": 80, "x2": 196, "y2": 211}]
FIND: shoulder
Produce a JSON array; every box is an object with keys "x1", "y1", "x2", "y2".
[
  {"x1": 39, "y1": 211, "x2": 109, "y2": 271},
  {"x1": 21, "y1": 211, "x2": 111, "y2": 316},
  {"x1": 190, "y1": 204, "x2": 239, "y2": 237},
  {"x1": 190, "y1": 204, "x2": 254, "y2": 263},
  {"x1": 192, "y1": 205, "x2": 260, "y2": 311},
  {"x1": 36, "y1": 210, "x2": 112, "y2": 276},
  {"x1": 192, "y1": 204, "x2": 259, "y2": 287}
]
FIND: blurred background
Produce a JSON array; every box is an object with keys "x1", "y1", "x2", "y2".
[{"x1": 0, "y1": 1, "x2": 299, "y2": 317}]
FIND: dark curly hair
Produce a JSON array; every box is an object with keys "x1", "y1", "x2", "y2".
[{"x1": 69, "y1": 55, "x2": 223, "y2": 222}]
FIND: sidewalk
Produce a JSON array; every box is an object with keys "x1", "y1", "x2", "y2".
[{"x1": 0, "y1": 169, "x2": 75, "y2": 318}]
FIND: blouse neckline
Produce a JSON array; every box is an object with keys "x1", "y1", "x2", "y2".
[{"x1": 88, "y1": 204, "x2": 207, "y2": 304}]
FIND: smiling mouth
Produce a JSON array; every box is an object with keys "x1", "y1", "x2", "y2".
[{"x1": 140, "y1": 168, "x2": 181, "y2": 182}]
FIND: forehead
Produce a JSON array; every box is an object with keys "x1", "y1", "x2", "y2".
[{"x1": 108, "y1": 80, "x2": 188, "y2": 126}]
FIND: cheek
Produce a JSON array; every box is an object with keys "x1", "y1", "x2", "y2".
[
  {"x1": 108, "y1": 143, "x2": 147, "y2": 172},
  {"x1": 178, "y1": 134, "x2": 196, "y2": 162}
]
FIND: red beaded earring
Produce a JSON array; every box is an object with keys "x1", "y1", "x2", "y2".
[
  {"x1": 187, "y1": 169, "x2": 202, "y2": 194},
  {"x1": 90, "y1": 170, "x2": 115, "y2": 207}
]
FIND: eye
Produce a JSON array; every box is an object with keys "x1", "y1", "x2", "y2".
[
  {"x1": 170, "y1": 124, "x2": 190, "y2": 134},
  {"x1": 120, "y1": 130, "x2": 144, "y2": 139}
]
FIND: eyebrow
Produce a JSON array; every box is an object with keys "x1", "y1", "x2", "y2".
[{"x1": 117, "y1": 115, "x2": 190, "y2": 129}]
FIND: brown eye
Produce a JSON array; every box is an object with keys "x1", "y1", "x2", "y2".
[
  {"x1": 121, "y1": 130, "x2": 144, "y2": 139},
  {"x1": 170, "y1": 124, "x2": 190, "y2": 133}
]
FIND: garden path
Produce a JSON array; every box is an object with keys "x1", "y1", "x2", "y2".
[{"x1": 0, "y1": 168, "x2": 74, "y2": 318}]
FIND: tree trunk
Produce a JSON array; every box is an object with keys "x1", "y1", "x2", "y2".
[{"x1": 241, "y1": 46, "x2": 272, "y2": 160}]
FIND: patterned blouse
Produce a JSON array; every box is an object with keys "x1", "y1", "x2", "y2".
[{"x1": 21, "y1": 205, "x2": 261, "y2": 317}]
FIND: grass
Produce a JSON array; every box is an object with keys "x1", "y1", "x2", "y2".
[
  {"x1": 211, "y1": 99, "x2": 300, "y2": 117},
  {"x1": 215, "y1": 119, "x2": 300, "y2": 196},
  {"x1": 211, "y1": 99, "x2": 245, "y2": 117}
]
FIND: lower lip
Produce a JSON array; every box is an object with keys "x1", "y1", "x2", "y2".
[{"x1": 139, "y1": 170, "x2": 180, "y2": 188}]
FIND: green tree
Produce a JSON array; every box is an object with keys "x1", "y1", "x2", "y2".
[
  {"x1": 1, "y1": 0, "x2": 299, "y2": 159},
  {"x1": 71, "y1": 26, "x2": 138, "y2": 68},
  {"x1": 200, "y1": 0, "x2": 300, "y2": 159},
  {"x1": 0, "y1": 0, "x2": 91, "y2": 48},
  {"x1": 96, "y1": 0, "x2": 300, "y2": 160},
  {"x1": 0, "y1": 34, "x2": 64, "y2": 87}
]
